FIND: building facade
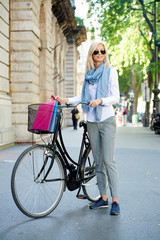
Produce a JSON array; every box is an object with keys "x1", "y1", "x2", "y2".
[{"x1": 0, "y1": 0, "x2": 86, "y2": 149}]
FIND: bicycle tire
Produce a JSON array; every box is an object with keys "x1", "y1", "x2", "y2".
[
  {"x1": 81, "y1": 147, "x2": 100, "y2": 202},
  {"x1": 11, "y1": 145, "x2": 66, "y2": 218}
]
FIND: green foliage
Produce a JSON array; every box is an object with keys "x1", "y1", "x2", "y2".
[
  {"x1": 118, "y1": 69, "x2": 131, "y2": 94},
  {"x1": 147, "y1": 60, "x2": 160, "y2": 74},
  {"x1": 87, "y1": 0, "x2": 160, "y2": 98},
  {"x1": 75, "y1": 17, "x2": 84, "y2": 26},
  {"x1": 108, "y1": 26, "x2": 151, "y2": 95},
  {"x1": 90, "y1": 25, "x2": 95, "y2": 40},
  {"x1": 109, "y1": 27, "x2": 151, "y2": 75}
]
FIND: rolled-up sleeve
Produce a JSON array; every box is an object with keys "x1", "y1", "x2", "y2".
[{"x1": 101, "y1": 67, "x2": 120, "y2": 106}]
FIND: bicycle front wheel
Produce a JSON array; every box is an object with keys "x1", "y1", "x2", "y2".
[
  {"x1": 81, "y1": 147, "x2": 100, "y2": 202},
  {"x1": 11, "y1": 145, "x2": 66, "y2": 218}
]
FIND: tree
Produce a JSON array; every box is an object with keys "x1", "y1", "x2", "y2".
[
  {"x1": 87, "y1": 0, "x2": 160, "y2": 119},
  {"x1": 109, "y1": 27, "x2": 151, "y2": 113}
]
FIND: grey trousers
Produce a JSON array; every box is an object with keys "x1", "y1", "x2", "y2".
[{"x1": 87, "y1": 116, "x2": 118, "y2": 197}]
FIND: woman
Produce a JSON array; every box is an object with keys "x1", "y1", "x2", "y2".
[
  {"x1": 52, "y1": 41, "x2": 120, "y2": 215},
  {"x1": 71, "y1": 106, "x2": 79, "y2": 130}
]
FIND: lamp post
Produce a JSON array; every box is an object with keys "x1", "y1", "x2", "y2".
[
  {"x1": 152, "y1": 0, "x2": 160, "y2": 114},
  {"x1": 128, "y1": 90, "x2": 134, "y2": 123}
]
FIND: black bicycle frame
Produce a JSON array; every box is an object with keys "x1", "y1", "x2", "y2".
[
  {"x1": 36, "y1": 108, "x2": 90, "y2": 183},
  {"x1": 56, "y1": 120, "x2": 90, "y2": 176}
]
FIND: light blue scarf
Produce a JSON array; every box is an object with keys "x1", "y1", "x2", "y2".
[{"x1": 81, "y1": 62, "x2": 111, "y2": 121}]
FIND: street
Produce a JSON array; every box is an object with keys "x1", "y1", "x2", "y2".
[{"x1": 0, "y1": 125, "x2": 160, "y2": 240}]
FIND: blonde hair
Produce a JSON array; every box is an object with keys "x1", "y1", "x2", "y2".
[{"x1": 85, "y1": 41, "x2": 110, "y2": 72}]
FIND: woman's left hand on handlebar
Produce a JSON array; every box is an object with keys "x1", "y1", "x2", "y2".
[{"x1": 88, "y1": 98, "x2": 102, "y2": 108}]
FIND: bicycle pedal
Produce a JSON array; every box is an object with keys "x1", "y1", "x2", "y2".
[{"x1": 77, "y1": 194, "x2": 87, "y2": 199}]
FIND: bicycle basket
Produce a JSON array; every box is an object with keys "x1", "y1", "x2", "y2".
[{"x1": 28, "y1": 102, "x2": 60, "y2": 134}]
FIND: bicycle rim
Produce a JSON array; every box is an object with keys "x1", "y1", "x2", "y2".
[
  {"x1": 11, "y1": 145, "x2": 65, "y2": 218},
  {"x1": 81, "y1": 148, "x2": 100, "y2": 202}
]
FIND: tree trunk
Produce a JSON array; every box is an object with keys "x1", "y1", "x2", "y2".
[
  {"x1": 132, "y1": 68, "x2": 138, "y2": 114},
  {"x1": 145, "y1": 62, "x2": 153, "y2": 126}
]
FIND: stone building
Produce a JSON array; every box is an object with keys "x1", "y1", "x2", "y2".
[{"x1": 0, "y1": 0, "x2": 86, "y2": 149}]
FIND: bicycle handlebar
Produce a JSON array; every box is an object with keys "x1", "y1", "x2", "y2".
[
  {"x1": 66, "y1": 102, "x2": 89, "y2": 107},
  {"x1": 51, "y1": 95, "x2": 89, "y2": 108},
  {"x1": 57, "y1": 102, "x2": 89, "y2": 108}
]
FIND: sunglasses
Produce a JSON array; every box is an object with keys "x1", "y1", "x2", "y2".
[{"x1": 93, "y1": 50, "x2": 106, "y2": 55}]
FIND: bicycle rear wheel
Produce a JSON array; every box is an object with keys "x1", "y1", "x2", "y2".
[
  {"x1": 11, "y1": 145, "x2": 66, "y2": 218},
  {"x1": 81, "y1": 147, "x2": 100, "y2": 202}
]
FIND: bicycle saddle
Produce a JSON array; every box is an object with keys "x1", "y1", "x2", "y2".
[{"x1": 79, "y1": 120, "x2": 87, "y2": 129}]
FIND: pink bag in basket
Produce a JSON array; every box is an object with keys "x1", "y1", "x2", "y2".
[
  {"x1": 32, "y1": 101, "x2": 57, "y2": 132},
  {"x1": 49, "y1": 101, "x2": 58, "y2": 132}
]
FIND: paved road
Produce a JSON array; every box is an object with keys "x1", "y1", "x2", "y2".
[{"x1": 0, "y1": 125, "x2": 160, "y2": 240}]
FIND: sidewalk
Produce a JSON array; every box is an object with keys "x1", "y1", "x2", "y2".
[{"x1": 0, "y1": 125, "x2": 160, "y2": 240}]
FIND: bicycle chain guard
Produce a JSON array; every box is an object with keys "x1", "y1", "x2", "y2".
[{"x1": 67, "y1": 169, "x2": 80, "y2": 191}]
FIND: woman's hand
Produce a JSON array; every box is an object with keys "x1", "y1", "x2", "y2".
[
  {"x1": 51, "y1": 95, "x2": 68, "y2": 105},
  {"x1": 88, "y1": 98, "x2": 102, "y2": 108}
]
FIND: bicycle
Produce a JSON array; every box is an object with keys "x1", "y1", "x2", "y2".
[{"x1": 11, "y1": 102, "x2": 99, "y2": 218}]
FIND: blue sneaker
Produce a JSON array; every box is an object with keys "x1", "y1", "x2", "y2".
[
  {"x1": 90, "y1": 197, "x2": 109, "y2": 209},
  {"x1": 110, "y1": 202, "x2": 120, "y2": 215}
]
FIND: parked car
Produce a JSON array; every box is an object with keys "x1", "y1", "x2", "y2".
[{"x1": 150, "y1": 113, "x2": 160, "y2": 134}]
